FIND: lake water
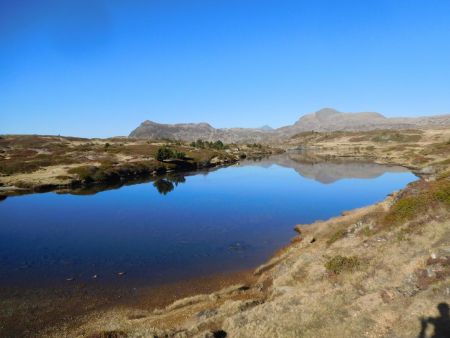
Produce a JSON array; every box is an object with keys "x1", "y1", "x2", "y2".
[{"x1": 0, "y1": 154, "x2": 416, "y2": 288}]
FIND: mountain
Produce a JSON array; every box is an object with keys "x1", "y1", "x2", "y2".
[
  {"x1": 129, "y1": 108, "x2": 450, "y2": 143},
  {"x1": 259, "y1": 125, "x2": 274, "y2": 131},
  {"x1": 129, "y1": 120, "x2": 270, "y2": 143},
  {"x1": 277, "y1": 108, "x2": 450, "y2": 136}
]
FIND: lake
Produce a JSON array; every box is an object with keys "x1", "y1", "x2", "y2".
[{"x1": 0, "y1": 153, "x2": 416, "y2": 288}]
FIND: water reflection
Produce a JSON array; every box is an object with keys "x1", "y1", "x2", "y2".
[
  {"x1": 0, "y1": 153, "x2": 416, "y2": 288},
  {"x1": 0, "y1": 153, "x2": 412, "y2": 200},
  {"x1": 140, "y1": 153, "x2": 410, "y2": 194},
  {"x1": 153, "y1": 174, "x2": 186, "y2": 195},
  {"x1": 241, "y1": 152, "x2": 409, "y2": 184}
]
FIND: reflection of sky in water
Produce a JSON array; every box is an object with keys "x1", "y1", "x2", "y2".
[{"x1": 0, "y1": 158, "x2": 416, "y2": 287}]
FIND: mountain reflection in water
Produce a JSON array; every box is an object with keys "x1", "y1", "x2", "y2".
[
  {"x1": 58, "y1": 152, "x2": 411, "y2": 197},
  {"x1": 240, "y1": 152, "x2": 409, "y2": 184}
]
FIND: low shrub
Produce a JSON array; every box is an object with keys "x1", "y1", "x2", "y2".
[
  {"x1": 383, "y1": 196, "x2": 425, "y2": 225},
  {"x1": 433, "y1": 180, "x2": 450, "y2": 206},
  {"x1": 325, "y1": 255, "x2": 360, "y2": 274},
  {"x1": 381, "y1": 179, "x2": 450, "y2": 227},
  {"x1": 156, "y1": 147, "x2": 175, "y2": 161},
  {"x1": 190, "y1": 139, "x2": 227, "y2": 150}
]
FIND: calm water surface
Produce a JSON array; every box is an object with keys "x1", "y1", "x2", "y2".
[{"x1": 0, "y1": 154, "x2": 416, "y2": 288}]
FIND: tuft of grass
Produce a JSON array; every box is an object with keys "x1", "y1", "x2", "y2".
[
  {"x1": 326, "y1": 229, "x2": 347, "y2": 245},
  {"x1": 361, "y1": 226, "x2": 374, "y2": 237},
  {"x1": 325, "y1": 255, "x2": 360, "y2": 274}
]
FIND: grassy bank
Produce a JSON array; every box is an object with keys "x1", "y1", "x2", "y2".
[
  {"x1": 284, "y1": 128, "x2": 450, "y2": 175},
  {"x1": 0, "y1": 135, "x2": 280, "y2": 197}
]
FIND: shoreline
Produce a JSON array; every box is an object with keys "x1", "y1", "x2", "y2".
[
  {"x1": 2, "y1": 128, "x2": 450, "y2": 337},
  {"x1": 0, "y1": 269, "x2": 256, "y2": 337},
  {"x1": 1, "y1": 152, "x2": 424, "y2": 337},
  {"x1": 0, "y1": 135, "x2": 280, "y2": 198},
  {"x1": 0, "y1": 161, "x2": 236, "y2": 198},
  {"x1": 47, "y1": 135, "x2": 450, "y2": 337}
]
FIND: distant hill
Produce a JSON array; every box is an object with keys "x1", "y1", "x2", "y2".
[
  {"x1": 259, "y1": 125, "x2": 274, "y2": 131},
  {"x1": 129, "y1": 120, "x2": 270, "y2": 143},
  {"x1": 129, "y1": 108, "x2": 450, "y2": 143},
  {"x1": 279, "y1": 108, "x2": 450, "y2": 134}
]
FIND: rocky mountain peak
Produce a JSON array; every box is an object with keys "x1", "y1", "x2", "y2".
[
  {"x1": 314, "y1": 108, "x2": 341, "y2": 119},
  {"x1": 129, "y1": 109, "x2": 450, "y2": 143}
]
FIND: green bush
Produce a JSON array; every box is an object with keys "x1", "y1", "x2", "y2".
[
  {"x1": 384, "y1": 196, "x2": 424, "y2": 225},
  {"x1": 191, "y1": 139, "x2": 205, "y2": 148},
  {"x1": 433, "y1": 180, "x2": 450, "y2": 206},
  {"x1": 156, "y1": 147, "x2": 175, "y2": 161},
  {"x1": 212, "y1": 140, "x2": 224, "y2": 149},
  {"x1": 156, "y1": 147, "x2": 186, "y2": 161},
  {"x1": 325, "y1": 255, "x2": 360, "y2": 274},
  {"x1": 190, "y1": 139, "x2": 227, "y2": 150}
]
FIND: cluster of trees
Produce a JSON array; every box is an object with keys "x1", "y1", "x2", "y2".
[
  {"x1": 190, "y1": 139, "x2": 226, "y2": 150},
  {"x1": 156, "y1": 147, "x2": 186, "y2": 161},
  {"x1": 247, "y1": 143, "x2": 263, "y2": 149}
]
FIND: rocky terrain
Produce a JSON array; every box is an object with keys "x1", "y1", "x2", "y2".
[
  {"x1": 129, "y1": 108, "x2": 450, "y2": 143},
  {"x1": 35, "y1": 127, "x2": 450, "y2": 338}
]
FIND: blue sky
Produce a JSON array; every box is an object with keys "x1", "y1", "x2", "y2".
[{"x1": 1, "y1": 0, "x2": 450, "y2": 137}]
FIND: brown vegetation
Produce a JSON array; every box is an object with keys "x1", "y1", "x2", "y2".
[{"x1": 0, "y1": 135, "x2": 279, "y2": 196}]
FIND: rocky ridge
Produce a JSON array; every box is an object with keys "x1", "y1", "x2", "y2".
[{"x1": 129, "y1": 108, "x2": 450, "y2": 143}]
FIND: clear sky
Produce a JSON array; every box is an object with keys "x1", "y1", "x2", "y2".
[{"x1": 1, "y1": 0, "x2": 450, "y2": 137}]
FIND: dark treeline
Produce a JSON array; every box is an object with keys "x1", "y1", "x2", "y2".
[{"x1": 190, "y1": 139, "x2": 227, "y2": 150}]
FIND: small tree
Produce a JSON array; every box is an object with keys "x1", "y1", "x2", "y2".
[
  {"x1": 156, "y1": 147, "x2": 175, "y2": 161},
  {"x1": 195, "y1": 139, "x2": 205, "y2": 148},
  {"x1": 213, "y1": 140, "x2": 224, "y2": 149}
]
